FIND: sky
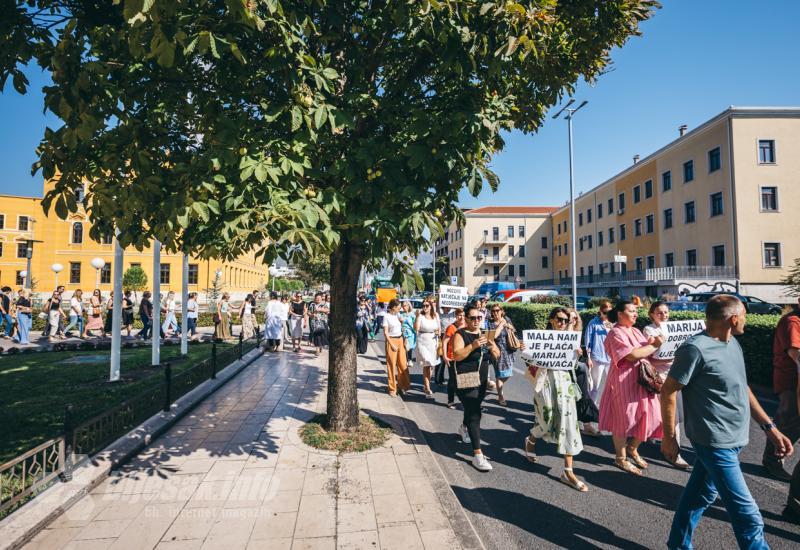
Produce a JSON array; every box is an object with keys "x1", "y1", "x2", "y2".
[{"x1": 1, "y1": 1, "x2": 799, "y2": 204}]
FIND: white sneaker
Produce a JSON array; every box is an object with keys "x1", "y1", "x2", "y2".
[
  {"x1": 458, "y1": 424, "x2": 471, "y2": 444},
  {"x1": 472, "y1": 453, "x2": 492, "y2": 472}
]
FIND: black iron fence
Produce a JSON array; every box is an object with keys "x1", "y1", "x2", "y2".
[{"x1": 1, "y1": 332, "x2": 262, "y2": 515}]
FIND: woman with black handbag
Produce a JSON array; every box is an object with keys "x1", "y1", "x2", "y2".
[
  {"x1": 488, "y1": 305, "x2": 521, "y2": 407},
  {"x1": 452, "y1": 302, "x2": 499, "y2": 472}
]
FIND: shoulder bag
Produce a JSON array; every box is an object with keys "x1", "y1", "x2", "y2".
[
  {"x1": 636, "y1": 358, "x2": 663, "y2": 394},
  {"x1": 454, "y1": 345, "x2": 483, "y2": 390},
  {"x1": 506, "y1": 326, "x2": 524, "y2": 351}
]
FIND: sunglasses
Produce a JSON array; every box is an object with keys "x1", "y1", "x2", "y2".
[
  {"x1": 466, "y1": 315, "x2": 482, "y2": 321},
  {"x1": 555, "y1": 317, "x2": 569, "y2": 323},
  {"x1": 423, "y1": 304, "x2": 431, "y2": 307},
  {"x1": 491, "y1": 309, "x2": 501, "y2": 313}
]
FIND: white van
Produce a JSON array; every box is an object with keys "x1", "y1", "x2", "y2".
[{"x1": 505, "y1": 289, "x2": 559, "y2": 303}]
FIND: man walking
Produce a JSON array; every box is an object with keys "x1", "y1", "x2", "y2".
[
  {"x1": 0, "y1": 286, "x2": 13, "y2": 337},
  {"x1": 662, "y1": 295, "x2": 793, "y2": 549}
]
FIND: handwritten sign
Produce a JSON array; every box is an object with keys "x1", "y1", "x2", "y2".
[
  {"x1": 376, "y1": 288, "x2": 397, "y2": 303},
  {"x1": 653, "y1": 320, "x2": 706, "y2": 360},
  {"x1": 438, "y1": 285, "x2": 468, "y2": 309},
  {"x1": 521, "y1": 330, "x2": 581, "y2": 370}
]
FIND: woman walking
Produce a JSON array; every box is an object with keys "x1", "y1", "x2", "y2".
[
  {"x1": 64, "y1": 289, "x2": 85, "y2": 338},
  {"x1": 239, "y1": 293, "x2": 257, "y2": 340},
  {"x1": 442, "y1": 308, "x2": 465, "y2": 409},
  {"x1": 138, "y1": 291, "x2": 153, "y2": 339},
  {"x1": 356, "y1": 297, "x2": 371, "y2": 354},
  {"x1": 401, "y1": 301, "x2": 417, "y2": 368},
  {"x1": 307, "y1": 292, "x2": 330, "y2": 356},
  {"x1": 288, "y1": 292, "x2": 307, "y2": 352},
  {"x1": 103, "y1": 290, "x2": 116, "y2": 335},
  {"x1": 122, "y1": 290, "x2": 135, "y2": 336},
  {"x1": 414, "y1": 299, "x2": 440, "y2": 398},
  {"x1": 488, "y1": 305, "x2": 519, "y2": 406},
  {"x1": 47, "y1": 291, "x2": 66, "y2": 341},
  {"x1": 161, "y1": 291, "x2": 178, "y2": 336},
  {"x1": 86, "y1": 289, "x2": 106, "y2": 338},
  {"x1": 600, "y1": 300, "x2": 664, "y2": 475},
  {"x1": 584, "y1": 300, "x2": 613, "y2": 408},
  {"x1": 264, "y1": 292, "x2": 284, "y2": 351},
  {"x1": 383, "y1": 299, "x2": 410, "y2": 397},
  {"x1": 522, "y1": 307, "x2": 588, "y2": 492},
  {"x1": 644, "y1": 301, "x2": 691, "y2": 469},
  {"x1": 215, "y1": 293, "x2": 233, "y2": 341},
  {"x1": 452, "y1": 302, "x2": 499, "y2": 471},
  {"x1": 13, "y1": 289, "x2": 32, "y2": 345},
  {"x1": 186, "y1": 292, "x2": 199, "y2": 339}
]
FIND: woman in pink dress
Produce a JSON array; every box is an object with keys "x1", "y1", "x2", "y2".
[{"x1": 599, "y1": 300, "x2": 664, "y2": 475}]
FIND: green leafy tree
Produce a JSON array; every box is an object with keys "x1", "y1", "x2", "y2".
[
  {"x1": 206, "y1": 269, "x2": 224, "y2": 305},
  {"x1": 122, "y1": 265, "x2": 148, "y2": 300},
  {"x1": 296, "y1": 253, "x2": 331, "y2": 289},
  {"x1": 780, "y1": 258, "x2": 800, "y2": 298},
  {"x1": 421, "y1": 256, "x2": 450, "y2": 292},
  {"x1": 2, "y1": 0, "x2": 658, "y2": 430}
]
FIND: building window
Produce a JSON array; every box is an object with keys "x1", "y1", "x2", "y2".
[
  {"x1": 0, "y1": 242, "x2": 3, "y2": 257},
  {"x1": 608, "y1": 197, "x2": 614, "y2": 213},
  {"x1": 686, "y1": 249, "x2": 697, "y2": 266},
  {"x1": 597, "y1": 231, "x2": 603, "y2": 247},
  {"x1": 662, "y1": 171, "x2": 672, "y2": 192},
  {"x1": 100, "y1": 233, "x2": 113, "y2": 245},
  {"x1": 557, "y1": 245, "x2": 562, "y2": 257},
  {"x1": 685, "y1": 201, "x2": 696, "y2": 223},
  {"x1": 683, "y1": 160, "x2": 694, "y2": 183},
  {"x1": 708, "y1": 147, "x2": 721, "y2": 172},
  {"x1": 508, "y1": 245, "x2": 515, "y2": 257},
  {"x1": 493, "y1": 266, "x2": 500, "y2": 277},
  {"x1": 712, "y1": 245, "x2": 725, "y2": 267},
  {"x1": 664, "y1": 208, "x2": 673, "y2": 229},
  {"x1": 587, "y1": 209, "x2": 592, "y2": 223},
  {"x1": 758, "y1": 140, "x2": 775, "y2": 164},
  {"x1": 578, "y1": 212, "x2": 583, "y2": 226},
  {"x1": 760, "y1": 187, "x2": 778, "y2": 211},
  {"x1": 508, "y1": 264, "x2": 515, "y2": 277},
  {"x1": 647, "y1": 255, "x2": 656, "y2": 269},
  {"x1": 519, "y1": 225, "x2": 525, "y2": 238},
  {"x1": 18, "y1": 216, "x2": 29, "y2": 231},
  {"x1": 763, "y1": 243, "x2": 781, "y2": 267},
  {"x1": 484, "y1": 268, "x2": 488, "y2": 275},
  {"x1": 646, "y1": 214, "x2": 654, "y2": 234},
  {"x1": 519, "y1": 265, "x2": 526, "y2": 278},
  {"x1": 0, "y1": 214, "x2": 4, "y2": 229},
  {"x1": 587, "y1": 235, "x2": 593, "y2": 249},
  {"x1": 563, "y1": 221, "x2": 567, "y2": 233},
  {"x1": 70, "y1": 262, "x2": 81, "y2": 284},
  {"x1": 130, "y1": 263, "x2": 141, "y2": 268},
  {"x1": 541, "y1": 256, "x2": 548, "y2": 269},
  {"x1": 100, "y1": 264, "x2": 111, "y2": 284},
  {"x1": 16, "y1": 271, "x2": 24, "y2": 285},
  {"x1": 580, "y1": 267, "x2": 585, "y2": 277},
  {"x1": 579, "y1": 238, "x2": 584, "y2": 252},
  {"x1": 645, "y1": 179, "x2": 653, "y2": 199},
  {"x1": 710, "y1": 192, "x2": 724, "y2": 217},
  {"x1": 608, "y1": 227, "x2": 615, "y2": 244},
  {"x1": 507, "y1": 225, "x2": 514, "y2": 238},
  {"x1": 665, "y1": 252, "x2": 674, "y2": 267},
  {"x1": 598, "y1": 203, "x2": 603, "y2": 219},
  {"x1": 563, "y1": 245, "x2": 568, "y2": 256},
  {"x1": 483, "y1": 248, "x2": 488, "y2": 257},
  {"x1": 72, "y1": 222, "x2": 83, "y2": 244},
  {"x1": 633, "y1": 185, "x2": 641, "y2": 204},
  {"x1": 160, "y1": 263, "x2": 171, "y2": 284},
  {"x1": 17, "y1": 242, "x2": 28, "y2": 258},
  {"x1": 634, "y1": 218, "x2": 642, "y2": 237},
  {"x1": 619, "y1": 224, "x2": 627, "y2": 241},
  {"x1": 557, "y1": 223, "x2": 561, "y2": 235},
  {"x1": 518, "y1": 245, "x2": 525, "y2": 258},
  {"x1": 635, "y1": 257, "x2": 643, "y2": 271},
  {"x1": 541, "y1": 237, "x2": 547, "y2": 249},
  {"x1": 492, "y1": 227, "x2": 499, "y2": 240},
  {"x1": 618, "y1": 192, "x2": 625, "y2": 212}
]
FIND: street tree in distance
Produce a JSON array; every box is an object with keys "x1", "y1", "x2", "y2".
[
  {"x1": 3, "y1": 0, "x2": 659, "y2": 430},
  {"x1": 296, "y1": 253, "x2": 331, "y2": 289},
  {"x1": 122, "y1": 265, "x2": 148, "y2": 301},
  {"x1": 780, "y1": 258, "x2": 800, "y2": 298}
]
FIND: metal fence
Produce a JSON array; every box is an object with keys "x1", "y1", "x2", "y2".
[{"x1": 0, "y1": 332, "x2": 262, "y2": 515}]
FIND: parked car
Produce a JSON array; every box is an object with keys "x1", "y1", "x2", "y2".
[
  {"x1": 505, "y1": 289, "x2": 559, "y2": 303},
  {"x1": 489, "y1": 289, "x2": 524, "y2": 302},
  {"x1": 575, "y1": 296, "x2": 592, "y2": 311},
  {"x1": 477, "y1": 281, "x2": 516, "y2": 297},
  {"x1": 682, "y1": 292, "x2": 782, "y2": 314}
]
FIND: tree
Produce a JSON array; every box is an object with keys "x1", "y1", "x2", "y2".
[
  {"x1": 205, "y1": 269, "x2": 224, "y2": 305},
  {"x1": 421, "y1": 256, "x2": 450, "y2": 292},
  {"x1": 122, "y1": 265, "x2": 148, "y2": 300},
  {"x1": 3, "y1": 0, "x2": 658, "y2": 430},
  {"x1": 296, "y1": 253, "x2": 331, "y2": 289},
  {"x1": 781, "y1": 258, "x2": 800, "y2": 297}
]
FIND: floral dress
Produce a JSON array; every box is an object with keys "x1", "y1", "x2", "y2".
[
  {"x1": 489, "y1": 320, "x2": 516, "y2": 379},
  {"x1": 530, "y1": 367, "x2": 583, "y2": 456}
]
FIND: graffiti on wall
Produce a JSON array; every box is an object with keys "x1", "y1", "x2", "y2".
[{"x1": 678, "y1": 281, "x2": 737, "y2": 295}]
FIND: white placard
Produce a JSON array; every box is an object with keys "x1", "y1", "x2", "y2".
[
  {"x1": 614, "y1": 255, "x2": 627, "y2": 263},
  {"x1": 438, "y1": 285, "x2": 468, "y2": 309},
  {"x1": 653, "y1": 320, "x2": 706, "y2": 361},
  {"x1": 450, "y1": 276, "x2": 457, "y2": 285},
  {"x1": 522, "y1": 330, "x2": 581, "y2": 370}
]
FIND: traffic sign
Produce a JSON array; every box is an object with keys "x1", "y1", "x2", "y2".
[
  {"x1": 450, "y1": 276, "x2": 457, "y2": 285},
  {"x1": 614, "y1": 255, "x2": 627, "y2": 263}
]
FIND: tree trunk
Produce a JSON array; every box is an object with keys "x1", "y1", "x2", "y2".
[{"x1": 326, "y1": 238, "x2": 363, "y2": 432}]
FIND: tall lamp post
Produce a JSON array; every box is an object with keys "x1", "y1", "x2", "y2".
[
  {"x1": 552, "y1": 99, "x2": 588, "y2": 310},
  {"x1": 91, "y1": 257, "x2": 106, "y2": 288},
  {"x1": 269, "y1": 266, "x2": 278, "y2": 292},
  {"x1": 20, "y1": 270, "x2": 28, "y2": 289},
  {"x1": 51, "y1": 263, "x2": 63, "y2": 288}
]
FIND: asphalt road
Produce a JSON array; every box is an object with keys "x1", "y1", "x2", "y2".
[{"x1": 368, "y1": 339, "x2": 800, "y2": 549}]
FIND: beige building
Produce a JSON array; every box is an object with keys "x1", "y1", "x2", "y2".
[{"x1": 443, "y1": 107, "x2": 800, "y2": 303}]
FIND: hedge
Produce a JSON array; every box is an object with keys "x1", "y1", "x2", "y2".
[{"x1": 499, "y1": 302, "x2": 779, "y2": 387}]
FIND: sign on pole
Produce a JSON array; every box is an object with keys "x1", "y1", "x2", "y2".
[
  {"x1": 614, "y1": 254, "x2": 627, "y2": 264},
  {"x1": 521, "y1": 330, "x2": 581, "y2": 370},
  {"x1": 652, "y1": 320, "x2": 706, "y2": 361},
  {"x1": 376, "y1": 288, "x2": 397, "y2": 303},
  {"x1": 438, "y1": 285, "x2": 468, "y2": 309},
  {"x1": 450, "y1": 276, "x2": 457, "y2": 285}
]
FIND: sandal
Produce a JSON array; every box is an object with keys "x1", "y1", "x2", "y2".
[
  {"x1": 626, "y1": 447, "x2": 648, "y2": 469},
  {"x1": 560, "y1": 468, "x2": 588, "y2": 492},
  {"x1": 614, "y1": 457, "x2": 643, "y2": 476},
  {"x1": 497, "y1": 397, "x2": 508, "y2": 406},
  {"x1": 524, "y1": 437, "x2": 537, "y2": 463}
]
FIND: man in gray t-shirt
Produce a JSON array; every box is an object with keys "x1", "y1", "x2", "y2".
[{"x1": 662, "y1": 295, "x2": 793, "y2": 550}]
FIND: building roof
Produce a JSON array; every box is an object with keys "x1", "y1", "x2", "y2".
[{"x1": 466, "y1": 206, "x2": 558, "y2": 215}]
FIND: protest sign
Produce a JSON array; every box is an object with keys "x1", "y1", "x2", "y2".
[
  {"x1": 376, "y1": 288, "x2": 397, "y2": 303},
  {"x1": 521, "y1": 330, "x2": 581, "y2": 370},
  {"x1": 653, "y1": 320, "x2": 706, "y2": 361},
  {"x1": 438, "y1": 285, "x2": 468, "y2": 309}
]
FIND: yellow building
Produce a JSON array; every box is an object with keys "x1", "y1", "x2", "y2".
[{"x1": 0, "y1": 181, "x2": 270, "y2": 299}]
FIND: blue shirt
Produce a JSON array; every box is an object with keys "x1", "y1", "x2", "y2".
[
  {"x1": 669, "y1": 332, "x2": 750, "y2": 448},
  {"x1": 584, "y1": 316, "x2": 610, "y2": 363}
]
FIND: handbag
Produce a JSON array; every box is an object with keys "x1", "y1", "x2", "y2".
[
  {"x1": 454, "y1": 347, "x2": 483, "y2": 389},
  {"x1": 38, "y1": 312, "x2": 48, "y2": 320},
  {"x1": 636, "y1": 358, "x2": 663, "y2": 394},
  {"x1": 506, "y1": 327, "x2": 524, "y2": 351}
]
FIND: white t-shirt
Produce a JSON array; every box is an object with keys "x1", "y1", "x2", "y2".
[
  {"x1": 244, "y1": 302, "x2": 253, "y2": 315},
  {"x1": 384, "y1": 313, "x2": 402, "y2": 337},
  {"x1": 187, "y1": 298, "x2": 198, "y2": 319},
  {"x1": 70, "y1": 297, "x2": 83, "y2": 315},
  {"x1": 166, "y1": 299, "x2": 176, "y2": 313}
]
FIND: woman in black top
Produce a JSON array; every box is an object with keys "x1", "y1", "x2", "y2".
[
  {"x1": 138, "y1": 291, "x2": 153, "y2": 339},
  {"x1": 288, "y1": 293, "x2": 307, "y2": 353},
  {"x1": 122, "y1": 290, "x2": 135, "y2": 336},
  {"x1": 452, "y1": 302, "x2": 499, "y2": 472}
]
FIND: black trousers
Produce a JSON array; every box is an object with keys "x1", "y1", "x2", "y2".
[
  {"x1": 456, "y1": 381, "x2": 488, "y2": 451},
  {"x1": 434, "y1": 361, "x2": 446, "y2": 385},
  {"x1": 447, "y1": 364, "x2": 456, "y2": 403}
]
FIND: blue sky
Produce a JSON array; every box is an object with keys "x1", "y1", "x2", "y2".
[{"x1": 1, "y1": 1, "x2": 798, "y2": 204}]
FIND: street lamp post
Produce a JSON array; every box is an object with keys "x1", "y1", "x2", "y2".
[
  {"x1": 152, "y1": 239, "x2": 161, "y2": 366},
  {"x1": 51, "y1": 263, "x2": 63, "y2": 288},
  {"x1": 91, "y1": 258, "x2": 106, "y2": 289},
  {"x1": 269, "y1": 266, "x2": 278, "y2": 292},
  {"x1": 20, "y1": 270, "x2": 28, "y2": 289},
  {"x1": 553, "y1": 99, "x2": 588, "y2": 310}
]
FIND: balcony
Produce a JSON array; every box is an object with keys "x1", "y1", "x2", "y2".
[
  {"x1": 554, "y1": 265, "x2": 737, "y2": 287},
  {"x1": 480, "y1": 255, "x2": 509, "y2": 265},
  {"x1": 480, "y1": 234, "x2": 508, "y2": 246}
]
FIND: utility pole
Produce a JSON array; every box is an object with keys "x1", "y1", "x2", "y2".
[{"x1": 152, "y1": 239, "x2": 161, "y2": 366}]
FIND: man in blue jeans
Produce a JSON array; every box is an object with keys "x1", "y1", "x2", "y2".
[{"x1": 661, "y1": 295, "x2": 793, "y2": 549}]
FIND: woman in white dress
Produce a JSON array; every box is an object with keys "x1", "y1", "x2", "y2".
[
  {"x1": 239, "y1": 293, "x2": 256, "y2": 340},
  {"x1": 414, "y1": 299, "x2": 441, "y2": 398},
  {"x1": 264, "y1": 291, "x2": 284, "y2": 351}
]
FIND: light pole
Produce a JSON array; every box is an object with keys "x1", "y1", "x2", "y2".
[
  {"x1": 269, "y1": 266, "x2": 279, "y2": 292},
  {"x1": 552, "y1": 99, "x2": 588, "y2": 310},
  {"x1": 51, "y1": 263, "x2": 63, "y2": 288},
  {"x1": 20, "y1": 270, "x2": 28, "y2": 289},
  {"x1": 109, "y1": 230, "x2": 124, "y2": 382},
  {"x1": 152, "y1": 239, "x2": 161, "y2": 366},
  {"x1": 91, "y1": 258, "x2": 106, "y2": 289}
]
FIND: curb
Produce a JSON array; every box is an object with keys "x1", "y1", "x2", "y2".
[{"x1": 0, "y1": 345, "x2": 265, "y2": 550}]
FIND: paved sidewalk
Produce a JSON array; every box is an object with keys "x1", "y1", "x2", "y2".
[{"x1": 23, "y1": 345, "x2": 476, "y2": 549}]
